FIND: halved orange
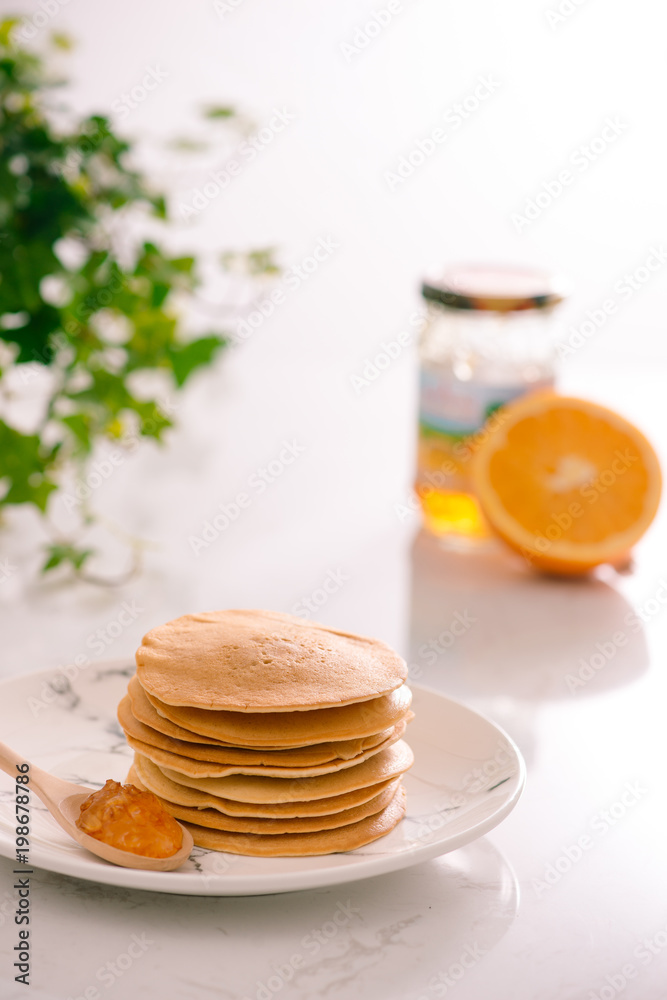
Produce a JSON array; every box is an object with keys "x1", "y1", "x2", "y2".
[{"x1": 471, "y1": 393, "x2": 662, "y2": 575}]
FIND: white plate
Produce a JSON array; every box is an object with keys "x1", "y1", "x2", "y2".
[{"x1": 0, "y1": 662, "x2": 525, "y2": 896}]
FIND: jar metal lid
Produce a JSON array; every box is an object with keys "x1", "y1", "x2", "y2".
[{"x1": 421, "y1": 264, "x2": 568, "y2": 313}]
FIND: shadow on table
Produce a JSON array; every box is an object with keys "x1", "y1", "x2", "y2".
[
  {"x1": 407, "y1": 530, "x2": 650, "y2": 766},
  {"x1": 408, "y1": 529, "x2": 649, "y2": 701}
]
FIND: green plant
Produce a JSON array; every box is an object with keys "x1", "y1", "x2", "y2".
[{"x1": 0, "y1": 19, "x2": 272, "y2": 581}]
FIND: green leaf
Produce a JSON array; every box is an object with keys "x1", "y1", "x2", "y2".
[
  {"x1": 151, "y1": 194, "x2": 167, "y2": 219},
  {"x1": 0, "y1": 18, "x2": 20, "y2": 47},
  {"x1": 60, "y1": 413, "x2": 92, "y2": 453},
  {"x1": 4, "y1": 476, "x2": 58, "y2": 511},
  {"x1": 247, "y1": 248, "x2": 280, "y2": 276},
  {"x1": 42, "y1": 543, "x2": 93, "y2": 573},
  {"x1": 3, "y1": 306, "x2": 62, "y2": 364},
  {"x1": 220, "y1": 247, "x2": 280, "y2": 276},
  {"x1": 50, "y1": 33, "x2": 74, "y2": 51},
  {"x1": 203, "y1": 105, "x2": 236, "y2": 120},
  {"x1": 133, "y1": 401, "x2": 173, "y2": 440},
  {"x1": 169, "y1": 256, "x2": 195, "y2": 274},
  {"x1": 150, "y1": 282, "x2": 170, "y2": 309},
  {"x1": 167, "y1": 335, "x2": 227, "y2": 387},
  {"x1": 166, "y1": 139, "x2": 208, "y2": 152},
  {"x1": 0, "y1": 420, "x2": 58, "y2": 511}
]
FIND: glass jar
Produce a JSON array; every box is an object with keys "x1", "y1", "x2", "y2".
[{"x1": 416, "y1": 264, "x2": 567, "y2": 546}]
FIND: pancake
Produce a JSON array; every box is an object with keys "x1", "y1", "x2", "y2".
[
  {"x1": 182, "y1": 786, "x2": 407, "y2": 856},
  {"x1": 123, "y1": 720, "x2": 406, "y2": 779},
  {"x1": 132, "y1": 754, "x2": 399, "y2": 818},
  {"x1": 150, "y1": 740, "x2": 414, "y2": 804},
  {"x1": 136, "y1": 609, "x2": 407, "y2": 711},
  {"x1": 145, "y1": 682, "x2": 413, "y2": 747},
  {"x1": 127, "y1": 677, "x2": 234, "y2": 747},
  {"x1": 128, "y1": 763, "x2": 400, "y2": 834},
  {"x1": 120, "y1": 688, "x2": 398, "y2": 764}
]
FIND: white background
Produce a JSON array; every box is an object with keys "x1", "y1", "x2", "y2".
[{"x1": 28, "y1": 0, "x2": 667, "y2": 362}]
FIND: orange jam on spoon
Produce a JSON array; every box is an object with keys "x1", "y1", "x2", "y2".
[{"x1": 76, "y1": 779, "x2": 183, "y2": 858}]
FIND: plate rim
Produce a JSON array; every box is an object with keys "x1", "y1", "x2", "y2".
[{"x1": 0, "y1": 664, "x2": 526, "y2": 896}]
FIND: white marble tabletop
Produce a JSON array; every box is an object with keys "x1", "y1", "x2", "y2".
[{"x1": 0, "y1": 357, "x2": 666, "y2": 1000}]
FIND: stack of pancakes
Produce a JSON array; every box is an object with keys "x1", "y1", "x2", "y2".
[{"x1": 119, "y1": 609, "x2": 414, "y2": 856}]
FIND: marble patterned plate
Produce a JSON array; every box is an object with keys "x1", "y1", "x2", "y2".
[{"x1": 0, "y1": 662, "x2": 525, "y2": 896}]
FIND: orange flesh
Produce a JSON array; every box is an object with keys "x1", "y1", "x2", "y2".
[
  {"x1": 488, "y1": 410, "x2": 649, "y2": 542},
  {"x1": 76, "y1": 779, "x2": 183, "y2": 858},
  {"x1": 472, "y1": 395, "x2": 662, "y2": 574}
]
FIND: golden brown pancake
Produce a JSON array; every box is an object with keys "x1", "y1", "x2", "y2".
[
  {"x1": 120, "y1": 688, "x2": 399, "y2": 763},
  {"x1": 132, "y1": 754, "x2": 399, "y2": 818},
  {"x1": 136, "y1": 609, "x2": 407, "y2": 711},
  {"x1": 128, "y1": 763, "x2": 400, "y2": 834},
  {"x1": 149, "y1": 740, "x2": 414, "y2": 804},
  {"x1": 127, "y1": 677, "x2": 234, "y2": 747},
  {"x1": 144, "y1": 682, "x2": 413, "y2": 747},
  {"x1": 123, "y1": 720, "x2": 406, "y2": 779},
  {"x1": 181, "y1": 786, "x2": 407, "y2": 856}
]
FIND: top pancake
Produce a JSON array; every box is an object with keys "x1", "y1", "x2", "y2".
[{"x1": 135, "y1": 609, "x2": 407, "y2": 712}]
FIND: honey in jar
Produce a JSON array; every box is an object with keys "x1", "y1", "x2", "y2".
[{"x1": 416, "y1": 265, "x2": 566, "y2": 546}]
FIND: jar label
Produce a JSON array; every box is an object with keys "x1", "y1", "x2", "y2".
[{"x1": 419, "y1": 368, "x2": 554, "y2": 436}]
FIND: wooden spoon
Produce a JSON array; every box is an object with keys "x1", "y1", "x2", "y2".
[{"x1": 0, "y1": 741, "x2": 193, "y2": 872}]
